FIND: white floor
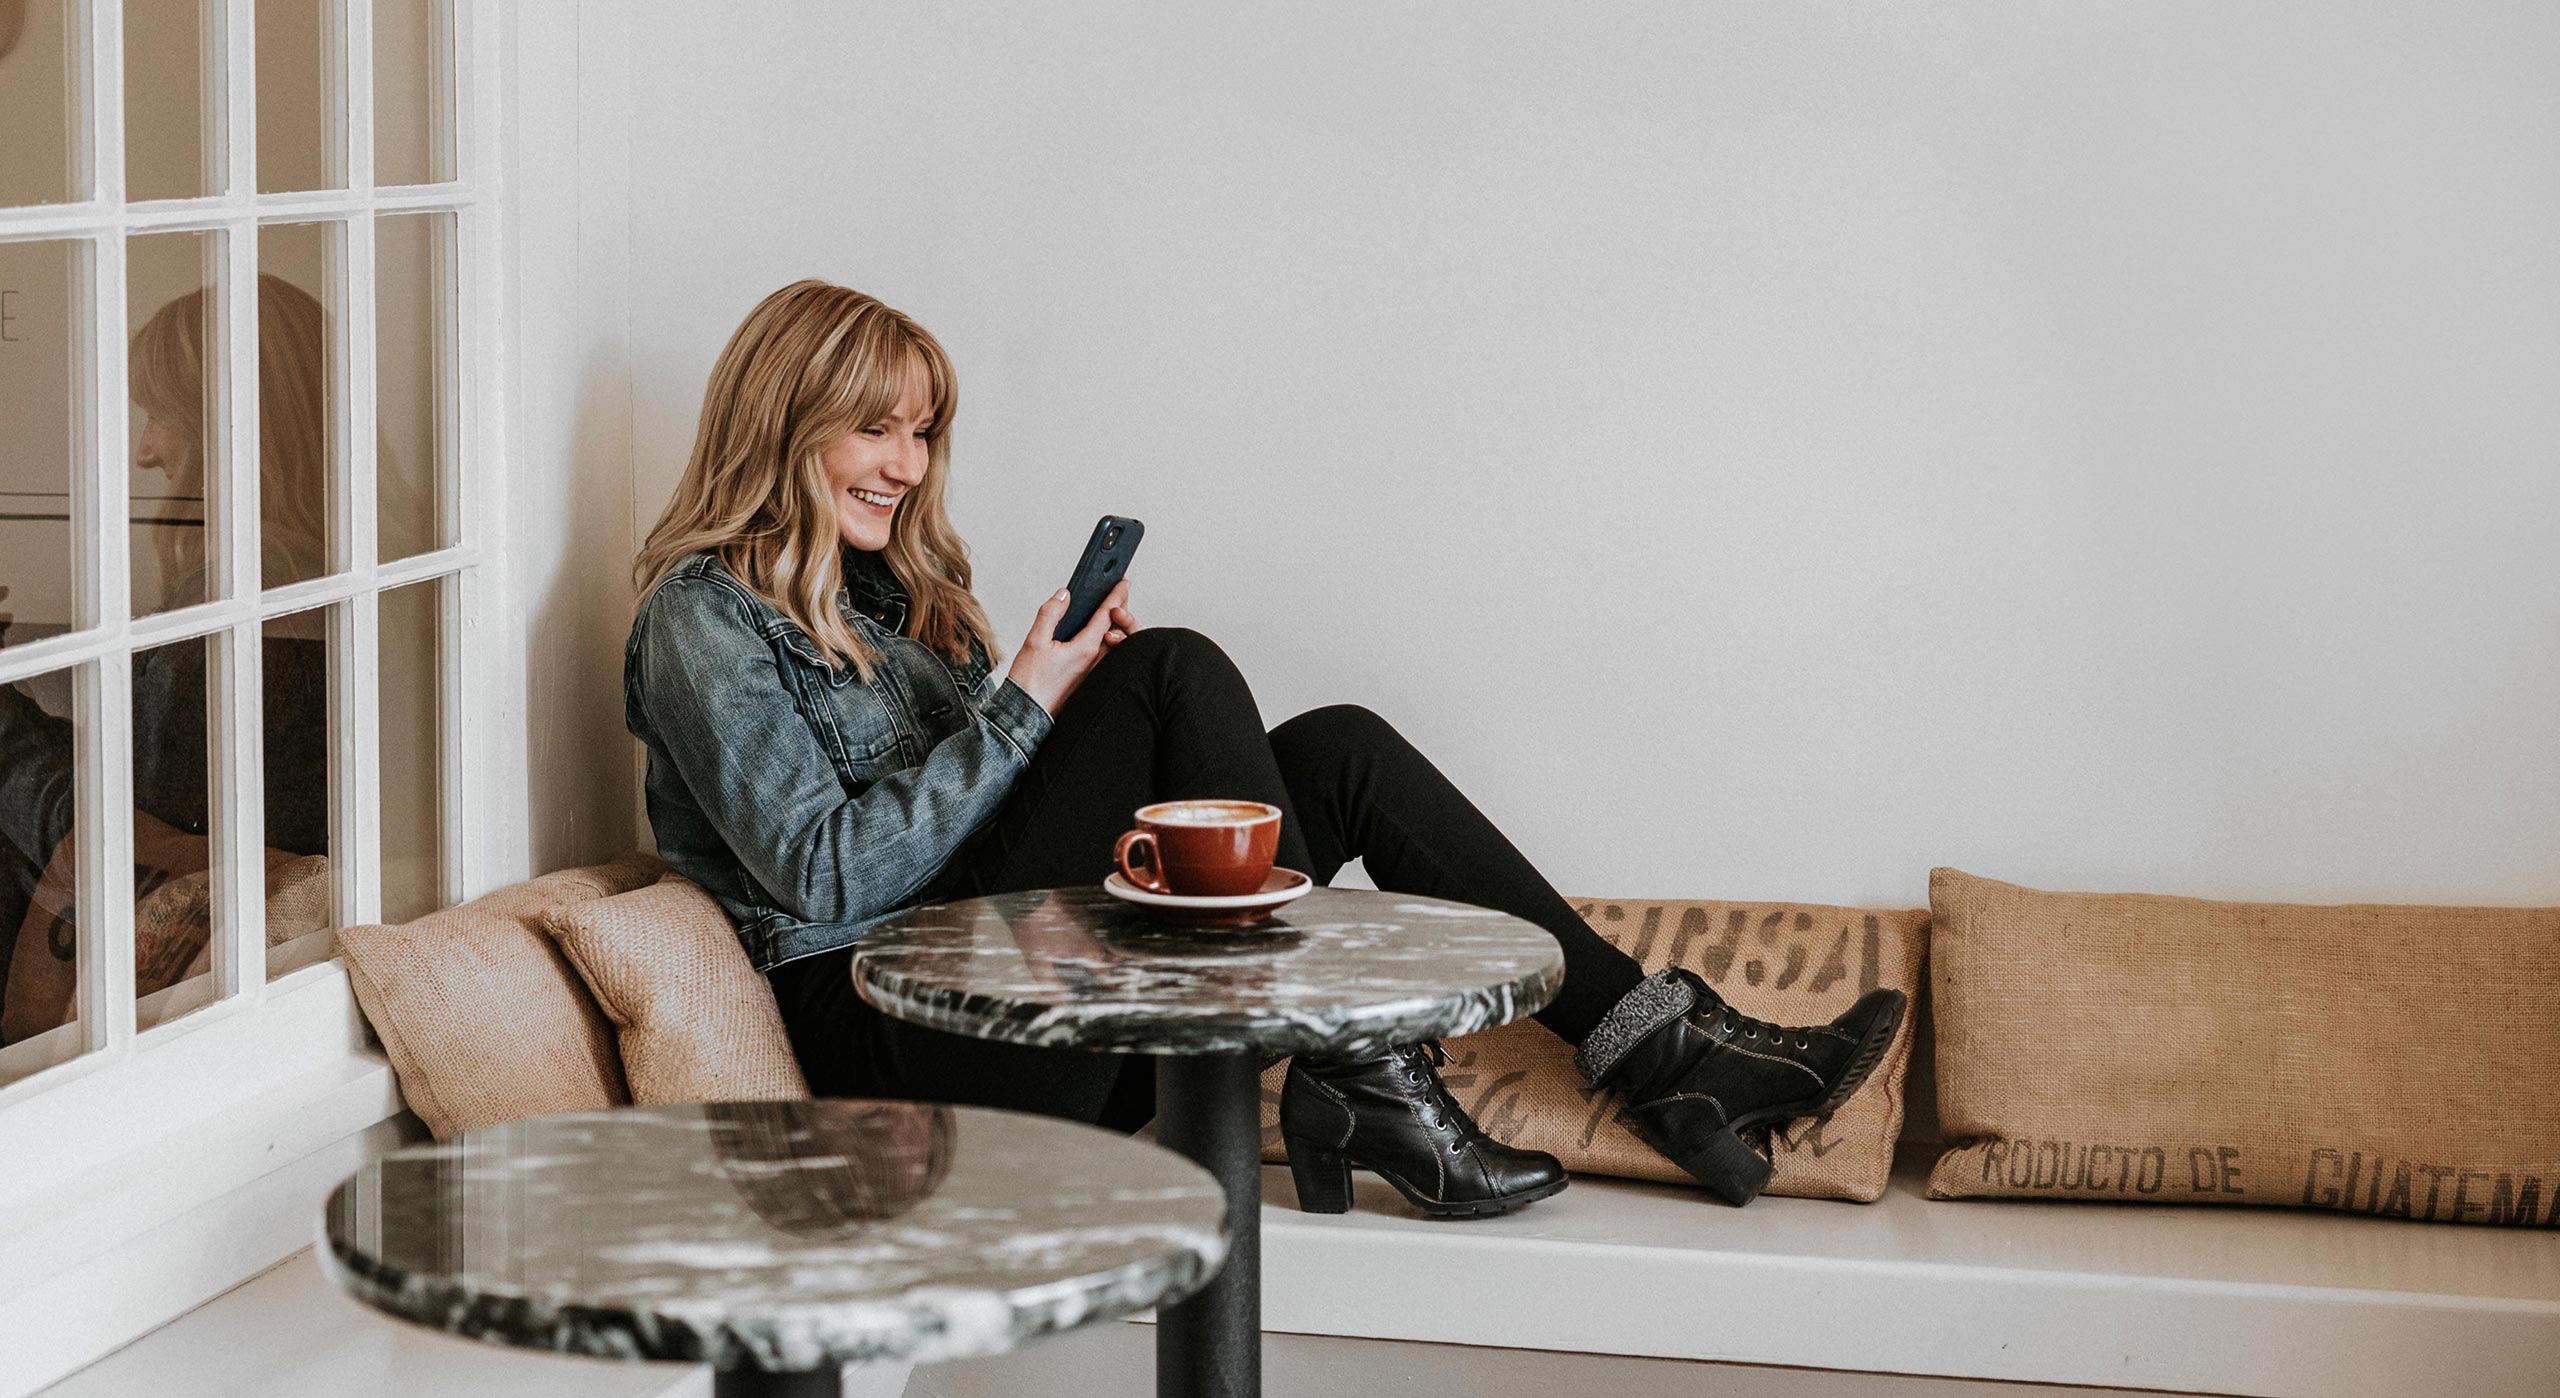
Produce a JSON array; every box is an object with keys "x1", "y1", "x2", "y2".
[{"x1": 39, "y1": 1252, "x2": 709, "y2": 1398}]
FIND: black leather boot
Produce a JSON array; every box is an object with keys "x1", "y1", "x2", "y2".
[
  {"x1": 1575, "y1": 969, "x2": 1906, "y2": 1206},
  {"x1": 1280, "y1": 1043, "x2": 1569, "y2": 1218}
]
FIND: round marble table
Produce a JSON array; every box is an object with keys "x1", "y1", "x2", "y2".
[
  {"x1": 319, "y1": 1101, "x2": 1227, "y2": 1398},
  {"x1": 850, "y1": 886, "x2": 1565, "y2": 1398}
]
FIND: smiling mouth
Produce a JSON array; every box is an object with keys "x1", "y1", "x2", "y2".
[{"x1": 850, "y1": 488, "x2": 898, "y2": 509}]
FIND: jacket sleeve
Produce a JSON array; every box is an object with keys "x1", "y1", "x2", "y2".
[
  {"x1": 632, "y1": 575, "x2": 1052, "y2": 928},
  {"x1": 0, "y1": 682, "x2": 76, "y2": 873}
]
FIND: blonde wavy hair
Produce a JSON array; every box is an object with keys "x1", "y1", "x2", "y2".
[
  {"x1": 131, "y1": 274, "x2": 333, "y2": 596},
  {"x1": 634, "y1": 280, "x2": 996, "y2": 680}
]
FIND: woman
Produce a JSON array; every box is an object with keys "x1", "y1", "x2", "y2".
[
  {"x1": 0, "y1": 275, "x2": 332, "y2": 1038},
  {"x1": 626, "y1": 280, "x2": 1904, "y2": 1213}
]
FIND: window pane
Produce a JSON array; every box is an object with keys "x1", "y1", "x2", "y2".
[
  {"x1": 0, "y1": 660, "x2": 84, "y2": 1075},
  {"x1": 0, "y1": 0, "x2": 81, "y2": 207},
  {"x1": 126, "y1": 0, "x2": 220, "y2": 201},
  {"x1": 128, "y1": 229, "x2": 221, "y2": 617},
  {"x1": 379, "y1": 579, "x2": 439, "y2": 923},
  {"x1": 257, "y1": 222, "x2": 338, "y2": 587},
  {"x1": 0, "y1": 238, "x2": 85, "y2": 648},
  {"x1": 262, "y1": 605, "x2": 333, "y2": 977},
  {"x1": 372, "y1": 0, "x2": 451, "y2": 186},
  {"x1": 256, "y1": 0, "x2": 340, "y2": 193},
  {"x1": 132, "y1": 633, "x2": 216, "y2": 1029},
  {"x1": 375, "y1": 211, "x2": 449, "y2": 563}
]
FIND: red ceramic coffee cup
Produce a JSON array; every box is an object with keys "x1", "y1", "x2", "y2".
[{"x1": 1113, "y1": 800, "x2": 1282, "y2": 897}]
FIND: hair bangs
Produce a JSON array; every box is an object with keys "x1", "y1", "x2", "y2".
[
  {"x1": 130, "y1": 290, "x2": 211, "y2": 429},
  {"x1": 802, "y1": 310, "x2": 955, "y2": 455}
]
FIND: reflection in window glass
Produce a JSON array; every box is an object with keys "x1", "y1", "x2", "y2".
[
  {"x1": 0, "y1": 661, "x2": 83, "y2": 1071},
  {"x1": 0, "y1": 0, "x2": 80, "y2": 207},
  {"x1": 131, "y1": 634, "x2": 217, "y2": 1029},
  {"x1": 256, "y1": 0, "x2": 340, "y2": 193},
  {"x1": 128, "y1": 230, "x2": 223, "y2": 616},
  {"x1": 0, "y1": 238, "x2": 84, "y2": 649},
  {"x1": 373, "y1": 0, "x2": 452, "y2": 186},
  {"x1": 263, "y1": 606, "x2": 334, "y2": 977},
  {"x1": 379, "y1": 580, "x2": 439, "y2": 924},
  {"x1": 375, "y1": 212, "x2": 450, "y2": 564},
  {"x1": 126, "y1": 0, "x2": 219, "y2": 201},
  {"x1": 256, "y1": 223, "x2": 338, "y2": 587}
]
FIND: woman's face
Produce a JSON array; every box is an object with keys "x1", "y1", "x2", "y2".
[
  {"x1": 135, "y1": 414, "x2": 202, "y2": 488},
  {"x1": 817, "y1": 379, "x2": 934, "y2": 553}
]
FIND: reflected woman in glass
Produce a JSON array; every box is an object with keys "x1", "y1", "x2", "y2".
[{"x1": 0, "y1": 276, "x2": 334, "y2": 1043}]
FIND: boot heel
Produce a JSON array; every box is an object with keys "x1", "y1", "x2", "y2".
[
  {"x1": 1282, "y1": 1134, "x2": 1355, "y2": 1214},
  {"x1": 1676, "y1": 1127, "x2": 1776, "y2": 1207}
]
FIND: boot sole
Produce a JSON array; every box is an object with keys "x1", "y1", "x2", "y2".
[
  {"x1": 1354, "y1": 1161, "x2": 1572, "y2": 1219},
  {"x1": 1285, "y1": 1130, "x2": 1573, "y2": 1219}
]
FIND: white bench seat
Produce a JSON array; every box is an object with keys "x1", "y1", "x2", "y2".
[
  {"x1": 47, "y1": 1145, "x2": 2556, "y2": 1397},
  {"x1": 1255, "y1": 1145, "x2": 2560, "y2": 1398}
]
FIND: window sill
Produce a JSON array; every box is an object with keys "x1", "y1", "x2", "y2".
[{"x1": 0, "y1": 960, "x2": 418, "y2": 1394}]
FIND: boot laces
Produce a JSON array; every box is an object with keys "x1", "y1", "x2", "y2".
[
  {"x1": 1712, "y1": 1005, "x2": 1811, "y2": 1052},
  {"x1": 1400, "y1": 1041, "x2": 1471, "y2": 1154}
]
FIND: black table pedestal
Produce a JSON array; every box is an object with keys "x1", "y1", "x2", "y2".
[
  {"x1": 714, "y1": 1370, "x2": 840, "y2": 1398},
  {"x1": 1154, "y1": 1053, "x2": 1265, "y2": 1398}
]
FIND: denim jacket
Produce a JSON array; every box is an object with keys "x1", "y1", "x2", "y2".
[{"x1": 623, "y1": 550, "x2": 1052, "y2": 971}]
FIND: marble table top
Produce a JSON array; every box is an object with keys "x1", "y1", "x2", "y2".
[
  {"x1": 850, "y1": 886, "x2": 1565, "y2": 1058},
  {"x1": 319, "y1": 1102, "x2": 1226, "y2": 1372}
]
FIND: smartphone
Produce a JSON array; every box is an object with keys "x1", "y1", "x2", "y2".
[{"x1": 1055, "y1": 515, "x2": 1144, "y2": 641}]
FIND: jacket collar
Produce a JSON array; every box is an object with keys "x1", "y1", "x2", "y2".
[{"x1": 841, "y1": 548, "x2": 911, "y2": 633}]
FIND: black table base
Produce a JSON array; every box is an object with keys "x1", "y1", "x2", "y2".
[
  {"x1": 714, "y1": 1368, "x2": 841, "y2": 1398},
  {"x1": 1155, "y1": 1053, "x2": 1265, "y2": 1398}
]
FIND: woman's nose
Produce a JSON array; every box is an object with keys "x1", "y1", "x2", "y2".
[{"x1": 890, "y1": 442, "x2": 927, "y2": 484}]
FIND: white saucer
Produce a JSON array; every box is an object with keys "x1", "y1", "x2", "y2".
[{"x1": 1103, "y1": 868, "x2": 1314, "y2": 923}]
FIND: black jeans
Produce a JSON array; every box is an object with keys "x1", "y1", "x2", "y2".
[{"x1": 768, "y1": 626, "x2": 1645, "y2": 1129}]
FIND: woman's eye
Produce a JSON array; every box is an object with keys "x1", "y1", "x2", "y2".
[{"x1": 861, "y1": 427, "x2": 885, "y2": 437}]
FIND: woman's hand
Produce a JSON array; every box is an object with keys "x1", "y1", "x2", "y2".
[{"x1": 1005, "y1": 580, "x2": 1136, "y2": 715}]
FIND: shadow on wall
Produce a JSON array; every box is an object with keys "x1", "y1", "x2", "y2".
[{"x1": 521, "y1": 352, "x2": 645, "y2": 873}]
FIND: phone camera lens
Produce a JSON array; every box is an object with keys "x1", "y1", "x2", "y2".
[{"x1": 1104, "y1": 528, "x2": 1121, "y2": 546}]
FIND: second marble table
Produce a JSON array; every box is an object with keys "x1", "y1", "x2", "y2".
[
  {"x1": 320, "y1": 1101, "x2": 1227, "y2": 1397},
  {"x1": 849, "y1": 885, "x2": 1566, "y2": 1398}
]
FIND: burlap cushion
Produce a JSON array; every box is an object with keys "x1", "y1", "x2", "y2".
[
  {"x1": 1257, "y1": 896, "x2": 1929, "y2": 1202},
  {"x1": 544, "y1": 874, "x2": 809, "y2": 1104},
  {"x1": 1927, "y1": 868, "x2": 2560, "y2": 1226},
  {"x1": 339, "y1": 851, "x2": 662, "y2": 1138}
]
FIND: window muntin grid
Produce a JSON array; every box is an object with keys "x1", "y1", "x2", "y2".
[{"x1": 0, "y1": 0, "x2": 478, "y2": 1093}]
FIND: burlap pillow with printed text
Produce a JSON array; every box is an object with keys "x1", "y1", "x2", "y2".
[
  {"x1": 1257, "y1": 896, "x2": 1928, "y2": 1202},
  {"x1": 1927, "y1": 868, "x2": 2560, "y2": 1226}
]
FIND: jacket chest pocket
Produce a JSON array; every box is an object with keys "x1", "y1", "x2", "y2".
[
  {"x1": 943, "y1": 643, "x2": 993, "y2": 699},
  {"x1": 769, "y1": 629, "x2": 903, "y2": 781}
]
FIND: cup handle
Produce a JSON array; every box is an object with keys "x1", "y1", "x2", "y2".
[{"x1": 1114, "y1": 830, "x2": 1171, "y2": 894}]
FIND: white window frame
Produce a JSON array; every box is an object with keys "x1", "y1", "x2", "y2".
[{"x1": 0, "y1": 0, "x2": 504, "y2": 1170}]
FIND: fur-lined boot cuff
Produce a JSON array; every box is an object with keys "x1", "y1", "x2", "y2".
[{"x1": 1572, "y1": 968, "x2": 1696, "y2": 1083}]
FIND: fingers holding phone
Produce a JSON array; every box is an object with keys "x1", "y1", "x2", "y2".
[
  {"x1": 1006, "y1": 578, "x2": 1134, "y2": 714},
  {"x1": 1101, "y1": 588, "x2": 1138, "y2": 649},
  {"x1": 1007, "y1": 515, "x2": 1146, "y2": 714}
]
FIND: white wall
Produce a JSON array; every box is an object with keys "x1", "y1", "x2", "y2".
[{"x1": 608, "y1": 1, "x2": 2560, "y2": 908}]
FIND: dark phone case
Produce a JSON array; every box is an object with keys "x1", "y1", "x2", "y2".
[{"x1": 1055, "y1": 516, "x2": 1145, "y2": 641}]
